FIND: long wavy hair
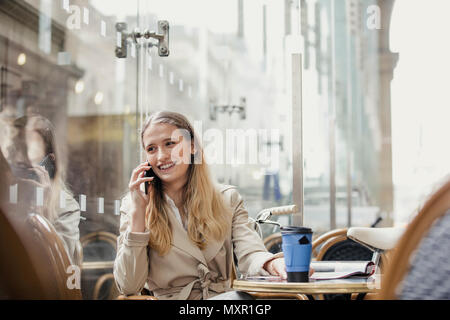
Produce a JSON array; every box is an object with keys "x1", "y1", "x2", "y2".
[
  {"x1": 141, "y1": 111, "x2": 232, "y2": 256},
  {"x1": 25, "y1": 115, "x2": 72, "y2": 222}
]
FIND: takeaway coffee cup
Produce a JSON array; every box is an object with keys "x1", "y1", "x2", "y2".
[{"x1": 280, "y1": 226, "x2": 313, "y2": 282}]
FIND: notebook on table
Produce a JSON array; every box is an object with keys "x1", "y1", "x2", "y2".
[{"x1": 310, "y1": 261, "x2": 376, "y2": 280}]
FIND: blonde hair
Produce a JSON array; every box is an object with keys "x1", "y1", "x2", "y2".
[{"x1": 141, "y1": 111, "x2": 232, "y2": 255}]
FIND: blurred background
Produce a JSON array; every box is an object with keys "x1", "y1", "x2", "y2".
[{"x1": 0, "y1": 0, "x2": 448, "y2": 299}]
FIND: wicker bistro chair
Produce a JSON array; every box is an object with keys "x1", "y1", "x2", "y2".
[
  {"x1": 26, "y1": 213, "x2": 83, "y2": 299},
  {"x1": 0, "y1": 209, "x2": 82, "y2": 299},
  {"x1": 261, "y1": 225, "x2": 376, "y2": 300},
  {"x1": 260, "y1": 224, "x2": 375, "y2": 299},
  {"x1": 309, "y1": 228, "x2": 374, "y2": 300},
  {"x1": 380, "y1": 179, "x2": 450, "y2": 300},
  {"x1": 0, "y1": 209, "x2": 51, "y2": 299},
  {"x1": 80, "y1": 231, "x2": 119, "y2": 300}
]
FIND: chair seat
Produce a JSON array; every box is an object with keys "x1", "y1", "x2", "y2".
[{"x1": 347, "y1": 227, "x2": 406, "y2": 251}]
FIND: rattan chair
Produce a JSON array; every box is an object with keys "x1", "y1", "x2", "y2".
[
  {"x1": 263, "y1": 227, "x2": 375, "y2": 300},
  {"x1": 0, "y1": 208, "x2": 82, "y2": 299},
  {"x1": 0, "y1": 208, "x2": 49, "y2": 299},
  {"x1": 380, "y1": 178, "x2": 450, "y2": 300},
  {"x1": 81, "y1": 231, "x2": 118, "y2": 299},
  {"x1": 27, "y1": 213, "x2": 83, "y2": 299},
  {"x1": 310, "y1": 228, "x2": 374, "y2": 300}
]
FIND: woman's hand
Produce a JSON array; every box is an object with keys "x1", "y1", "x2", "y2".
[
  {"x1": 264, "y1": 258, "x2": 314, "y2": 280},
  {"x1": 128, "y1": 162, "x2": 154, "y2": 232}
]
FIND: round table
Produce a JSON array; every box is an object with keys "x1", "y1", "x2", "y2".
[{"x1": 232, "y1": 276, "x2": 381, "y2": 296}]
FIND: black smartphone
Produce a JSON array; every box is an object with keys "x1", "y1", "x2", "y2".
[
  {"x1": 144, "y1": 164, "x2": 155, "y2": 195},
  {"x1": 39, "y1": 154, "x2": 56, "y2": 179}
]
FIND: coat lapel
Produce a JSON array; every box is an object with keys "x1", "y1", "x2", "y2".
[
  {"x1": 168, "y1": 184, "x2": 235, "y2": 265},
  {"x1": 201, "y1": 184, "x2": 234, "y2": 262},
  {"x1": 167, "y1": 205, "x2": 207, "y2": 265},
  {"x1": 201, "y1": 238, "x2": 226, "y2": 263}
]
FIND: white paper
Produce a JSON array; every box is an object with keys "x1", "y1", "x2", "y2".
[{"x1": 310, "y1": 261, "x2": 375, "y2": 280}]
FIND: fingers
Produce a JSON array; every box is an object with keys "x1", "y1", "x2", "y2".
[
  {"x1": 276, "y1": 261, "x2": 288, "y2": 279},
  {"x1": 267, "y1": 259, "x2": 314, "y2": 280},
  {"x1": 267, "y1": 258, "x2": 288, "y2": 279},
  {"x1": 129, "y1": 162, "x2": 151, "y2": 186},
  {"x1": 129, "y1": 176, "x2": 154, "y2": 191},
  {"x1": 31, "y1": 166, "x2": 50, "y2": 186}
]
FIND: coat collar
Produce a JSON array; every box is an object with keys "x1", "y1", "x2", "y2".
[
  {"x1": 168, "y1": 184, "x2": 236, "y2": 265},
  {"x1": 168, "y1": 205, "x2": 207, "y2": 265}
]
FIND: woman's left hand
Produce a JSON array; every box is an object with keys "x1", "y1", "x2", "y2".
[{"x1": 264, "y1": 258, "x2": 314, "y2": 280}]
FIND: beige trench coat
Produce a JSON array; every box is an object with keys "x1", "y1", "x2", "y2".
[{"x1": 113, "y1": 184, "x2": 280, "y2": 300}]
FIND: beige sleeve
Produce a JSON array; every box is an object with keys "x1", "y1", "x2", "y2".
[
  {"x1": 113, "y1": 194, "x2": 150, "y2": 295},
  {"x1": 53, "y1": 191, "x2": 80, "y2": 264},
  {"x1": 229, "y1": 188, "x2": 277, "y2": 276}
]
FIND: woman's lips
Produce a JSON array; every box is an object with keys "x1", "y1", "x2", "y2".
[{"x1": 158, "y1": 162, "x2": 176, "y2": 172}]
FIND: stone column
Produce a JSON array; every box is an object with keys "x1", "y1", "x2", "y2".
[{"x1": 377, "y1": 0, "x2": 398, "y2": 226}]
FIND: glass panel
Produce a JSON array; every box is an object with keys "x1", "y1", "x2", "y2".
[
  {"x1": 137, "y1": 0, "x2": 295, "y2": 240},
  {"x1": 0, "y1": 0, "x2": 139, "y2": 299},
  {"x1": 302, "y1": 0, "x2": 383, "y2": 234},
  {"x1": 4, "y1": 0, "x2": 446, "y2": 300}
]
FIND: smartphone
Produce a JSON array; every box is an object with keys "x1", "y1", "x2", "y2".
[
  {"x1": 144, "y1": 163, "x2": 155, "y2": 195},
  {"x1": 39, "y1": 154, "x2": 56, "y2": 179}
]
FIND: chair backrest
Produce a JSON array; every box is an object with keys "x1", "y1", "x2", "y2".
[
  {"x1": 0, "y1": 208, "x2": 49, "y2": 299},
  {"x1": 26, "y1": 213, "x2": 82, "y2": 299},
  {"x1": 310, "y1": 228, "x2": 373, "y2": 300},
  {"x1": 312, "y1": 228, "x2": 373, "y2": 261},
  {"x1": 73, "y1": 240, "x2": 84, "y2": 268},
  {"x1": 380, "y1": 178, "x2": 450, "y2": 299},
  {"x1": 80, "y1": 231, "x2": 117, "y2": 262}
]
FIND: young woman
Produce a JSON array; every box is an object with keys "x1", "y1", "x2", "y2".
[
  {"x1": 23, "y1": 115, "x2": 81, "y2": 263},
  {"x1": 0, "y1": 113, "x2": 81, "y2": 263},
  {"x1": 114, "y1": 111, "x2": 289, "y2": 300}
]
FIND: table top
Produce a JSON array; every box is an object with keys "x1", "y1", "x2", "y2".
[{"x1": 232, "y1": 275, "x2": 381, "y2": 295}]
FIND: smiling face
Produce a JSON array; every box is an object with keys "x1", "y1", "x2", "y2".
[
  {"x1": 25, "y1": 129, "x2": 46, "y2": 166},
  {"x1": 142, "y1": 122, "x2": 194, "y2": 187}
]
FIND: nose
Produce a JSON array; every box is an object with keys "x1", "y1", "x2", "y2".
[{"x1": 156, "y1": 147, "x2": 171, "y2": 164}]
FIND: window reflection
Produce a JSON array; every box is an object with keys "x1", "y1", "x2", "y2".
[{"x1": 2, "y1": 0, "x2": 444, "y2": 300}]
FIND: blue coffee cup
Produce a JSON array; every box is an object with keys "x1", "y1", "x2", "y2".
[{"x1": 280, "y1": 226, "x2": 313, "y2": 282}]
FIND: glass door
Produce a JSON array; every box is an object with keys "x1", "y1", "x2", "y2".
[{"x1": 0, "y1": 0, "x2": 141, "y2": 299}]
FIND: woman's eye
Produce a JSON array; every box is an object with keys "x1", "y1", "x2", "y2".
[
  {"x1": 166, "y1": 141, "x2": 176, "y2": 147},
  {"x1": 147, "y1": 147, "x2": 155, "y2": 152}
]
